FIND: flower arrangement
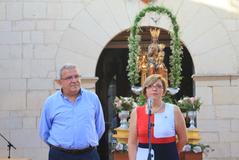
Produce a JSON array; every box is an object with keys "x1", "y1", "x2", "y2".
[
  {"x1": 183, "y1": 143, "x2": 214, "y2": 157},
  {"x1": 114, "y1": 96, "x2": 136, "y2": 114},
  {"x1": 111, "y1": 139, "x2": 128, "y2": 152},
  {"x1": 177, "y1": 97, "x2": 202, "y2": 112}
]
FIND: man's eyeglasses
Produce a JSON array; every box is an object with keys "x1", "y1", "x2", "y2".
[{"x1": 61, "y1": 75, "x2": 81, "y2": 81}]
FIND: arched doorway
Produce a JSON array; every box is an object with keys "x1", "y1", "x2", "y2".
[
  {"x1": 96, "y1": 27, "x2": 194, "y2": 160},
  {"x1": 96, "y1": 48, "x2": 131, "y2": 160}
]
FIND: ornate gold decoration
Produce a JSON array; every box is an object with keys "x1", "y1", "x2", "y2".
[
  {"x1": 137, "y1": 27, "x2": 168, "y2": 86},
  {"x1": 187, "y1": 128, "x2": 201, "y2": 144},
  {"x1": 112, "y1": 128, "x2": 129, "y2": 144},
  {"x1": 157, "y1": 43, "x2": 168, "y2": 82},
  {"x1": 137, "y1": 51, "x2": 148, "y2": 86},
  {"x1": 150, "y1": 27, "x2": 160, "y2": 40},
  {"x1": 127, "y1": 5, "x2": 183, "y2": 88}
]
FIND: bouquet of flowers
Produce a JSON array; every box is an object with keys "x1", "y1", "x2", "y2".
[
  {"x1": 183, "y1": 143, "x2": 214, "y2": 157},
  {"x1": 114, "y1": 96, "x2": 136, "y2": 114},
  {"x1": 177, "y1": 96, "x2": 202, "y2": 112},
  {"x1": 111, "y1": 139, "x2": 128, "y2": 152}
]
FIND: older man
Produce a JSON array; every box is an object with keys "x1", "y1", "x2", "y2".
[{"x1": 39, "y1": 63, "x2": 105, "y2": 160}]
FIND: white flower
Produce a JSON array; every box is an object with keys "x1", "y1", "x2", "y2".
[
  {"x1": 113, "y1": 96, "x2": 136, "y2": 113},
  {"x1": 115, "y1": 143, "x2": 124, "y2": 151},
  {"x1": 183, "y1": 97, "x2": 190, "y2": 100},
  {"x1": 193, "y1": 146, "x2": 202, "y2": 153},
  {"x1": 183, "y1": 143, "x2": 214, "y2": 156},
  {"x1": 203, "y1": 147, "x2": 210, "y2": 157},
  {"x1": 182, "y1": 144, "x2": 191, "y2": 152},
  {"x1": 203, "y1": 146, "x2": 214, "y2": 157},
  {"x1": 123, "y1": 144, "x2": 128, "y2": 151},
  {"x1": 178, "y1": 99, "x2": 183, "y2": 103},
  {"x1": 177, "y1": 96, "x2": 202, "y2": 112},
  {"x1": 190, "y1": 97, "x2": 195, "y2": 103}
]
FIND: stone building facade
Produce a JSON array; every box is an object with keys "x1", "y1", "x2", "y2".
[{"x1": 0, "y1": 0, "x2": 239, "y2": 160}]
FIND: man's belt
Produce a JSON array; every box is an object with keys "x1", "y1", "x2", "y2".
[{"x1": 49, "y1": 144, "x2": 96, "y2": 154}]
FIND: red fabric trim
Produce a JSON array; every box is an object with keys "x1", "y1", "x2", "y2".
[{"x1": 136, "y1": 106, "x2": 176, "y2": 144}]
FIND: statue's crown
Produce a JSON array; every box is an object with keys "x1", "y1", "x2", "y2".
[
  {"x1": 159, "y1": 43, "x2": 165, "y2": 51},
  {"x1": 150, "y1": 28, "x2": 160, "y2": 39}
]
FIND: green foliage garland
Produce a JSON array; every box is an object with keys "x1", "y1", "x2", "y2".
[{"x1": 127, "y1": 5, "x2": 183, "y2": 88}]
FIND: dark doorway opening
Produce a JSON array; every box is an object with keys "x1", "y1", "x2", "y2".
[{"x1": 96, "y1": 48, "x2": 131, "y2": 160}]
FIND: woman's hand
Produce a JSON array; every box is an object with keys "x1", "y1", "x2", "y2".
[{"x1": 174, "y1": 106, "x2": 188, "y2": 153}]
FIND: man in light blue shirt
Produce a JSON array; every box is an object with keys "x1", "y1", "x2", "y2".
[{"x1": 39, "y1": 63, "x2": 105, "y2": 160}]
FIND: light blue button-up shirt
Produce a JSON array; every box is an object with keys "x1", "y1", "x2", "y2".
[{"x1": 39, "y1": 88, "x2": 105, "y2": 149}]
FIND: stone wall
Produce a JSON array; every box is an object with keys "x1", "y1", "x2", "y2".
[{"x1": 194, "y1": 74, "x2": 239, "y2": 159}]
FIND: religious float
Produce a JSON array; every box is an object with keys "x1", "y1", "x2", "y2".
[{"x1": 112, "y1": 5, "x2": 213, "y2": 160}]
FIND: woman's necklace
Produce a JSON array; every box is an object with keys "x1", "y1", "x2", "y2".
[{"x1": 152, "y1": 102, "x2": 164, "y2": 113}]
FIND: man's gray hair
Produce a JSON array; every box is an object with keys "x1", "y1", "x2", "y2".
[{"x1": 56, "y1": 63, "x2": 78, "y2": 80}]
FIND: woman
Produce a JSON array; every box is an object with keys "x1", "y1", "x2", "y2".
[{"x1": 128, "y1": 74, "x2": 187, "y2": 160}]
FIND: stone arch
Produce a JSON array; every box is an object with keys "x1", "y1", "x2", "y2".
[{"x1": 56, "y1": 1, "x2": 237, "y2": 78}]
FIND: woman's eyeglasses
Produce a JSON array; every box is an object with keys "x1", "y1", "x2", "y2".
[{"x1": 147, "y1": 84, "x2": 163, "y2": 90}]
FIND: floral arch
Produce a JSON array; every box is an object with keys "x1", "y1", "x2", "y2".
[{"x1": 127, "y1": 5, "x2": 183, "y2": 88}]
